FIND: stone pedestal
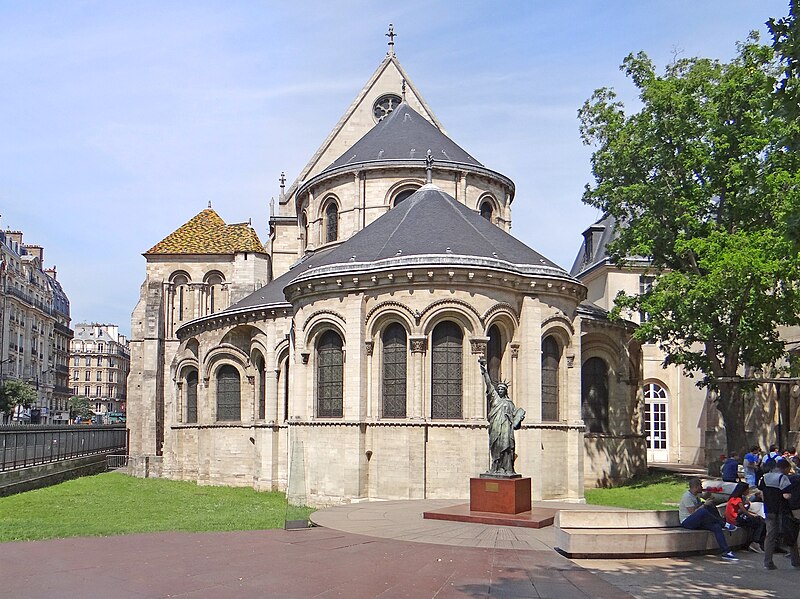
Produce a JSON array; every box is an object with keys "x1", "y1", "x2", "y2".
[{"x1": 469, "y1": 476, "x2": 531, "y2": 514}]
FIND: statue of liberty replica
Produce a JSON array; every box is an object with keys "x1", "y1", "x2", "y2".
[{"x1": 479, "y1": 357, "x2": 526, "y2": 477}]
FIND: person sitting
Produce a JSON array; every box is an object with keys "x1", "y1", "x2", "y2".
[
  {"x1": 679, "y1": 478, "x2": 738, "y2": 561},
  {"x1": 759, "y1": 458, "x2": 799, "y2": 569},
  {"x1": 721, "y1": 452, "x2": 740, "y2": 483},
  {"x1": 726, "y1": 481, "x2": 765, "y2": 553}
]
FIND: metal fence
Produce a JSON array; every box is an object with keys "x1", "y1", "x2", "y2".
[{"x1": 0, "y1": 424, "x2": 128, "y2": 472}]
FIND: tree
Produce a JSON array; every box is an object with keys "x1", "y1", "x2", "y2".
[
  {"x1": 578, "y1": 34, "x2": 800, "y2": 457},
  {"x1": 0, "y1": 379, "x2": 38, "y2": 421},
  {"x1": 68, "y1": 395, "x2": 93, "y2": 421},
  {"x1": 769, "y1": 0, "x2": 800, "y2": 245}
]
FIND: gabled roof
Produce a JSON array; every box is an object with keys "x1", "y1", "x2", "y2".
[
  {"x1": 145, "y1": 209, "x2": 265, "y2": 256},
  {"x1": 283, "y1": 54, "x2": 443, "y2": 201},
  {"x1": 321, "y1": 102, "x2": 482, "y2": 173}
]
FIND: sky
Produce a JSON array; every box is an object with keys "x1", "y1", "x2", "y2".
[{"x1": 0, "y1": 0, "x2": 791, "y2": 336}]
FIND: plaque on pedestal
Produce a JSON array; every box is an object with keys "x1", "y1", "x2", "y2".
[{"x1": 469, "y1": 476, "x2": 531, "y2": 514}]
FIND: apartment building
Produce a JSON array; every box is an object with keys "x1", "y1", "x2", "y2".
[
  {"x1": 0, "y1": 229, "x2": 73, "y2": 424},
  {"x1": 69, "y1": 323, "x2": 130, "y2": 421}
]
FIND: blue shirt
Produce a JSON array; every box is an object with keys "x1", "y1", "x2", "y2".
[{"x1": 721, "y1": 458, "x2": 738, "y2": 482}]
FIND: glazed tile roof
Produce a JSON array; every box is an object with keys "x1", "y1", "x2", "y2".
[{"x1": 145, "y1": 209, "x2": 265, "y2": 255}]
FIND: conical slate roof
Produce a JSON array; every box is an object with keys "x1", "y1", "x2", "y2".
[
  {"x1": 293, "y1": 184, "x2": 570, "y2": 280},
  {"x1": 322, "y1": 103, "x2": 482, "y2": 173},
  {"x1": 198, "y1": 185, "x2": 575, "y2": 324}
]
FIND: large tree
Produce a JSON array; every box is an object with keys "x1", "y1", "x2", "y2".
[
  {"x1": 68, "y1": 395, "x2": 93, "y2": 421},
  {"x1": 578, "y1": 34, "x2": 800, "y2": 456},
  {"x1": 0, "y1": 379, "x2": 38, "y2": 422}
]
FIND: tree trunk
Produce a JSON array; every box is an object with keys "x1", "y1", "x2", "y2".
[{"x1": 716, "y1": 383, "x2": 749, "y2": 457}]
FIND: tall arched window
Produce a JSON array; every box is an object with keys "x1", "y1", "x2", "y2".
[
  {"x1": 643, "y1": 382, "x2": 669, "y2": 457},
  {"x1": 317, "y1": 330, "x2": 343, "y2": 417},
  {"x1": 185, "y1": 370, "x2": 198, "y2": 423},
  {"x1": 582, "y1": 357, "x2": 609, "y2": 433},
  {"x1": 171, "y1": 273, "x2": 190, "y2": 326},
  {"x1": 431, "y1": 321, "x2": 463, "y2": 419},
  {"x1": 278, "y1": 355, "x2": 290, "y2": 421},
  {"x1": 480, "y1": 201, "x2": 494, "y2": 221},
  {"x1": 382, "y1": 323, "x2": 407, "y2": 418},
  {"x1": 541, "y1": 336, "x2": 561, "y2": 421},
  {"x1": 325, "y1": 202, "x2": 338, "y2": 243},
  {"x1": 216, "y1": 365, "x2": 241, "y2": 421},
  {"x1": 487, "y1": 325, "x2": 504, "y2": 383},
  {"x1": 254, "y1": 353, "x2": 266, "y2": 420},
  {"x1": 206, "y1": 273, "x2": 224, "y2": 315},
  {"x1": 300, "y1": 212, "x2": 309, "y2": 250}
]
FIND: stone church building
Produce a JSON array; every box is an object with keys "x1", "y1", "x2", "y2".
[{"x1": 128, "y1": 40, "x2": 648, "y2": 506}]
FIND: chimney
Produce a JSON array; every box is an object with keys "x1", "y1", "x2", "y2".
[{"x1": 23, "y1": 244, "x2": 44, "y2": 265}]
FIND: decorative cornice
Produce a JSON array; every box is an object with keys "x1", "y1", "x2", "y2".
[
  {"x1": 419, "y1": 298, "x2": 483, "y2": 324},
  {"x1": 365, "y1": 300, "x2": 419, "y2": 326},
  {"x1": 300, "y1": 309, "x2": 346, "y2": 332},
  {"x1": 482, "y1": 302, "x2": 520, "y2": 326}
]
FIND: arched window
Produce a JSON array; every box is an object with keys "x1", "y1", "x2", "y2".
[
  {"x1": 300, "y1": 211, "x2": 309, "y2": 250},
  {"x1": 382, "y1": 323, "x2": 407, "y2": 418},
  {"x1": 324, "y1": 202, "x2": 338, "y2": 243},
  {"x1": 643, "y1": 382, "x2": 669, "y2": 454},
  {"x1": 541, "y1": 336, "x2": 561, "y2": 420},
  {"x1": 186, "y1": 370, "x2": 198, "y2": 423},
  {"x1": 172, "y1": 273, "x2": 190, "y2": 323},
  {"x1": 480, "y1": 201, "x2": 494, "y2": 222},
  {"x1": 206, "y1": 272, "x2": 224, "y2": 315},
  {"x1": 278, "y1": 355, "x2": 290, "y2": 421},
  {"x1": 393, "y1": 188, "x2": 417, "y2": 207},
  {"x1": 317, "y1": 330, "x2": 343, "y2": 417},
  {"x1": 487, "y1": 325, "x2": 504, "y2": 383},
  {"x1": 254, "y1": 354, "x2": 266, "y2": 420},
  {"x1": 431, "y1": 321, "x2": 463, "y2": 419},
  {"x1": 216, "y1": 365, "x2": 241, "y2": 421},
  {"x1": 582, "y1": 357, "x2": 609, "y2": 433}
]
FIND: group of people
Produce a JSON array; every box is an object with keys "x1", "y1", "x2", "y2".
[{"x1": 680, "y1": 446, "x2": 800, "y2": 568}]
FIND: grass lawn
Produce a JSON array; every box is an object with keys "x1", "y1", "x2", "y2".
[
  {"x1": 0, "y1": 472, "x2": 312, "y2": 543},
  {"x1": 584, "y1": 472, "x2": 688, "y2": 510}
]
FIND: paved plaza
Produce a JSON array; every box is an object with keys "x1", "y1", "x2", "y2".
[{"x1": 0, "y1": 499, "x2": 798, "y2": 598}]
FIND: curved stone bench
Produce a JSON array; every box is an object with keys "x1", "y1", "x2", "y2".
[{"x1": 554, "y1": 508, "x2": 750, "y2": 559}]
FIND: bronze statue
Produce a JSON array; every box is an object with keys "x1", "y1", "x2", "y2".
[{"x1": 479, "y1": 356, "x2": 525, "y2": 476}]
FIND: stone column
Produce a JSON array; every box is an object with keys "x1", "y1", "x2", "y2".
[
  {"x1": 469, "y1": 337, "x2": 489, "y2": 419},
  {"x1": 409, "y1": 335, "x2": 427, "y2": 419},
  {"x1": 365, "y1": 340, "x2": 374, "y2": 418}
]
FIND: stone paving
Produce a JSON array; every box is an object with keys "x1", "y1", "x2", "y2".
[{"x1": 1, "y1": 498, "x2": 799, "y2": 598}]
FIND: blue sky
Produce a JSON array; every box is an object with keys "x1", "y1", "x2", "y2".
[{"x1": 0, "y1": 1, "x2": 789, "y2": 336}]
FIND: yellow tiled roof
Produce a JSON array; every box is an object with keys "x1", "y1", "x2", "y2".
[{"x1": 144, "y1": 209, "x2": 265, "y2": 255}]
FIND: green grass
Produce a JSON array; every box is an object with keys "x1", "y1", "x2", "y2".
[
  {"x1": 0, "y1": 472, "x2": 313, "y2": 542},
  {"x1": 584, "y1": 472, "x2": 688, "y2": 510}
]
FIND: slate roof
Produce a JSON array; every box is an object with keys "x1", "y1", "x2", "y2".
[
  {"x1": 322, "y1": 102, "x2": 482, "y2": 173},
  {"x1": 145, "y1": 209, "x2": 264, "y2": 256},
  {"x1": 304, "y1": 184, "x2": 564, "y2": 272},
  {"x1": 186, "y1": 186, "x2": 579, "y2": 333},
  {"x1": 570, "y1": 214, "x2": 617, "y2": 277}
]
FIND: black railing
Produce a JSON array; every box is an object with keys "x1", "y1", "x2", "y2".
[{"x1": 0, "y1": 424, "x2": 127, "y2": 472}]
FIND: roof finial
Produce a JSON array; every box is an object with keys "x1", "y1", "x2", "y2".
[
  {"x1": 208, "y1": 200, "x2": 212, "y2": 209},
  {"x1": 279, "y1": 171, "x2": 286, "y2": 202},
  {"x1": 270, "y1": 197, "x2": 275, "y2": 216},
  {"x1": 425, "y1": 149, "x2": 434, "y2": 184},
  {"x1": 401, "y1": 79, "x2": 406, "y2": 101},
  {"x1": 386, "y1": 24, "x2": 396, "y2": 56}
]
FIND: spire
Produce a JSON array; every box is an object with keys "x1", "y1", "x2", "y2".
[
  {"x1": 279, "y1": 171, "x2": 286, "y2": 203},
  {"x1": 425, "y1": 149, "x2": 434, "y2": 184},
  {"x1": 386, "y1": 23, "x2": 396, "y2": 57}
]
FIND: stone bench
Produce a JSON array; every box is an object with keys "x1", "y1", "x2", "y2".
[{"x1": 554, "y1": 508, "x2": 749, "y2": 558}]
